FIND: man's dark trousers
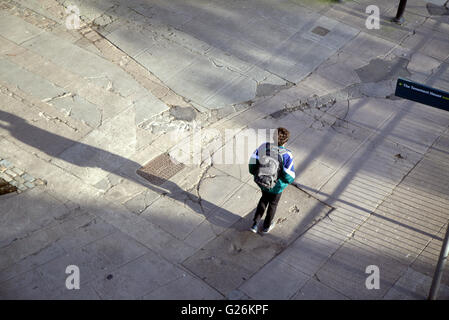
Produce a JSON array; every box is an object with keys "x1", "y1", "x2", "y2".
[{"x1": 253, "y1": 191, "x2": 282, "y2": 229}]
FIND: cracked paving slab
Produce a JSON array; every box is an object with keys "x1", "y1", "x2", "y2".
[
  {"x1": 182, "y1": 184, "x2": 333, "y2": 296},
  {"x1": 88, "y1": 0, "x2": 359, "y2": 111}
]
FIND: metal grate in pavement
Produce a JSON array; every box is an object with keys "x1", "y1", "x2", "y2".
[{"x1": 136, "y1": 153, "x2": 185, "y2": 186}]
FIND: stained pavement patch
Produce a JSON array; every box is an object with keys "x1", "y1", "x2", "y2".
[
  {"x1": 169, "y1": 106, "x2": 197, "y2": 122},
  {"x1": 255, "y1": 83, "x2": 291, "y2": 98},
  {"x1": 355, "y1": 57, "x2": 411, "y2": 83}
]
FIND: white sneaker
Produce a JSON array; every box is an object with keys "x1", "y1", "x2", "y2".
[
  {"x1": 261, "y1": 223, "x2": 275, "y2": 233},
  {"x1": 250, "y1": 222, "x2": 258, "y2": 233}
]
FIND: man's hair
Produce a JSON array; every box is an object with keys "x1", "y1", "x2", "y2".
[{"x1": 276, "y1": 127, "x2": 290, "y2": 146}]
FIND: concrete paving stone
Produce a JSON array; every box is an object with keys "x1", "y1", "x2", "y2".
[
  {"x1": 164, "y1": 55, "x2": 243, "y2": 108},
  {"x1": 133, "y1": 94, "x2": 169, "y2": 126},
  {"x1": 134, "y1": 38, "x2": 199, "y2": 84},
  {"x1": 197, "y1": 167, "x2": 247, "y2": 213},
  {"x1": 377, "y1": 108, "x2": 447, "y2": 155},
  {"x1": 383, "y1": 267, "x2": 449, "y2": 300},
  {"x1": 34, "y1": 246, "x2": 111, "y2": 292},
  {"x1": 141, "y1": 196, "x2": 206, "y2": 241},
  {"x1": 293, "y1": 277, "x2": 349, "y2": 300},
  {"x1": 0, "y1": 14, "x2": 44, "y2": 44},
  {"x1": 53, "y1": 217, "x2": 118, "y2": 252},
  {"x1": 92, "y1": 203, "x2": 197, "y2": 264},
  {"x1": 150, "y1": 0, "x2": 212, "y2": 22},
  {"x1": 395, "y1": 100, "x2": 449, "y2": 134},
  {"x1": 231, "y1": 0, "x2": 318, "y2": 30},
  {"x1": 8, "y1": 180, "x2": 19, "y2": 187},
  {"x1": 123, "y1": 189, "x2": 162, "y2": 215},
  {"x1": 182, "y1": 2, "x2": 259, "y2": 42},
  {"x1": 301, "y1": 73, "x2": 345, "y2": 96},
  {"x1": 203, "y1": 75, "x2": 257, "y2": 110},
  {"x1": 402, "y1": 175, "x2": 449, "y2": 205},
  {"x1": 301, "y1": 15, "x2": 359, "y2": 50},
  {"x1": 82, "y1": 231, "x2": 149, "y2": 268},
  {"x1": 411, "y1": 228, "x2": 449, "y2": 286},
  {"x1": 428, "y1": 62, "x2": 449, "y2": 93},
  {"x1": 237, "y1": 15, "x2": 300, "y2": 51},
  {"x1": 402, "y1": 28, "x2": 449, "y2": 61},
  {"x1": 341, "y1": 32, "x2": 397, "y2": 62},
  {"x1": 204, "y1": 47, "x2": 257, "y2": 74},
  {"x1": 421, "y1": 15, "x2": 449, "y2": 34},
  {"x1": 326, "y1": 98, "x2": 399, "y2": 132},
  {"x1": 240, "y1": 258, "x2": 310, "y2": 300},
  {"x1": 407, "y1": 52, "x2": 443, "y2": 75},
  {"x1": 317, "y1": 137, "x2": 423, "y2": 213},
  {"x1": 394, "y1": 183, "x2": 449, "y2": 218},
  {"x1": 102, "y1": 177, "x2": 151, "y2": 204},
  {"x1": 104, "y1": 23, "x2": 158, "y2": 58},
  {"x1": 386, "y1": 177, "x2": 449, "y2": 218},
  {"x1": 276, "y1": 218, "x2": 350, "y2": 277},
  {"x1": 352, "y1": 211, "x2": 437, "y2": 265},
  {"x1": 261, "y1": 35, "x2": 335, "y2": 83},
  {"x1": 0, "y1": 95, "x2": 89, "y2": 160},
  {"x1": 142, "y1": 273, "x2": 223, "y2": 300},
  {"x1": 315, "y1": 238, "x2": 409, "y2": 299},
  {"x1": 315, "y1": 60, "x2": 362, "y2": 89},
  {"x1": 90, "y1": 251, "x2": 185, "y2": 300},
  {"x1": 0, "y1": 58, "x2": 66, "y2": 102},
  {"x1": 287, "y1": 113, "x2": 373, "y2": 188},
  {"x1": 209, "y1": 128, "x2": 266, "y2": 182},
  {"x1": 0, "y1": 188, "x2": 71, "y2": 248},
  {"x1": 52, "y1": 107, "x2": 138, "y2": 185},
  {"x1": 183, "y1": 219, "x2": 223, "y2": 250},
  {"x1": 50, "y1": 94, "x2": 102, "y2": 128},
  {"x1": 17, "y1": 184, "x2": 27, "y2": 191},
  {"x1": 0, "y1": 269, "x2": 52, "y2": 300},
  {"x1": 0, "y1": 242, "x2": 66, "y2": 284},
  {"x1": 12, "y1": 167, "x2": 24, "y2": 175},
  {"x1": 181, "y1": 237, "x2": 270, "y2": 295},
  {"x1": 129, "y1": 0, "x2": 196, "y2": 30},
  {"x1": 4, "y1": 169, "x2": 17, "y2": 178},
  {"x1": 220, "y1": 182, "x2": 261, "y2": 219},
  {"x1": 263, "y1": 186, "x2": 334, "y2": 245},
  {"x1": 179, "y1": 16, "x2": 243, "y2": 56},
  {"x1": 0, "y1": 159, "x2": 13, "y2": 168},
  {"x1": 182, "y1": 184, "x2": 331, "y2": 295},
  {"x1": 0, "y1": 172, "x2": 13, "y2": 182},
  {"x1": 22, "y1": 31, "x2": 148, "y2": 99},
  {"x1": 327, "y1": 2, "x2": 412, "y2": 42}
]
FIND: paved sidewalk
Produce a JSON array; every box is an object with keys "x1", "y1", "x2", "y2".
[{"x1": 0, "y1": 0, "x2": 449, "y2": 300}]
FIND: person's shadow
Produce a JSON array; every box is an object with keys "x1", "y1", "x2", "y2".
[{"x1": 0, "y1": 109, "x2": 248, "y2": 230}]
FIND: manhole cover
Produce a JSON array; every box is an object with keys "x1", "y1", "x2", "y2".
[
  {"x1": 311, "y1": 26, "x2": 330, "y2": 37},
  {"x1": 136, "y1": 153, "x2": 185, "y2": 186},
  {"x1": 0, "y1": 178, "x2": 17, "y2": 195}
]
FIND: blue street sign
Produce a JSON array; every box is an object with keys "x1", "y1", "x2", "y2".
[{"x1": 395, "y1": 78, "x2": 449, "y2": 112}]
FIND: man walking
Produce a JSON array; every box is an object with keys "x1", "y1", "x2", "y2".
[{"x1": 249, "y1": 127, "x2": 295, "y2": 233}]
